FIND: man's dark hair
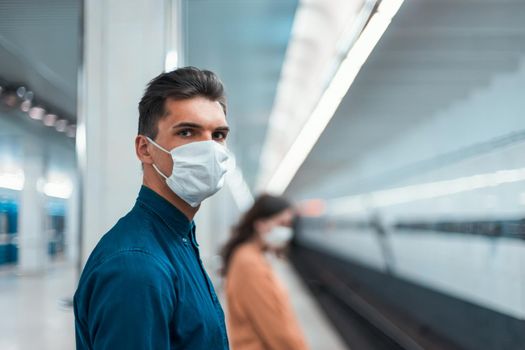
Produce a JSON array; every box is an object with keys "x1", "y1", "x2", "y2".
[{"x1": 138, "y1": 66, "x2": 227, "y2": 139}]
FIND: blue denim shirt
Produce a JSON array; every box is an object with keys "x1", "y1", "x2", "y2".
[{"x1": 74, "y1": 186, "x2": 229, "y2": 349}]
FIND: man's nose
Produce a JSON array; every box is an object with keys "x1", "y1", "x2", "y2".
[{"x1": 198, "y1": 131, "x2": 214, "y2": 141}]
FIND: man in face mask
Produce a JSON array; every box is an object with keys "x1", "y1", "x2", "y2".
[{"x1": 74, "y1": 67, "x2": 231, "y2": 350}]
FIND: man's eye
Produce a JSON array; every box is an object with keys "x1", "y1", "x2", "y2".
[
  {"x1": 177, "y1": 129, "x2": 193, "y2": 137},
  {"x1": 213, "y1": 131, "x2": 227, "y2": 140}
]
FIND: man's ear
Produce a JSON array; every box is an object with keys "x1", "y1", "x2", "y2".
[{"x1": 135, "y1": 135, "x2": 153, "y2": 165}]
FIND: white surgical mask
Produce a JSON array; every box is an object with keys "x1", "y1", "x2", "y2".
[
  {"x1": 263, "y1": 226, "x2": 293, "y2": 249},
  {"x1": 147, "y1": 137, "x2": 233, "y2": 207}
]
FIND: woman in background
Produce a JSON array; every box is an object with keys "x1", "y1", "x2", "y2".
[{"x1": 221, "y1": 195, "x2": 308, "y2": 350}]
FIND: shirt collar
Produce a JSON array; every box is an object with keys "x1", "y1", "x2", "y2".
[{"x1": 136, "y1": 185, "x2": 194, "y2": 237}]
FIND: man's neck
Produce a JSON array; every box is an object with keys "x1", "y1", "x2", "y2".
[{"x1": 143, "y1": 177, "x2": 199, "y2": 221}]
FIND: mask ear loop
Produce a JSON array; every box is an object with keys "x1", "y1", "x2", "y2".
[
  {"x1": 146, "y1": 136, "x2": 170, "y2": 154},
  {"x1": 152, "y1": 164, "x2": 169, "y2": 180},
  {"x1": 145, "y1": 136, "x2": 171, "y2": 179}
]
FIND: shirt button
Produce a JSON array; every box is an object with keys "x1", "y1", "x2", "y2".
[{"x1": 182, "y1": 237, "x2": 188, "y2": 244}]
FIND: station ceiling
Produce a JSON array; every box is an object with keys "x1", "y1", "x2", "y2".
[
  {"x1": 286, "y1": 0, "x2": 525, "y2": 200},
  {"x1": 4, "y1": 0, "x2": 522, "y2": 202},
  {"x1": 0, "y1": 0, "x2": 298, "y2": 190},
  {"x1": 0, "y1": 0, "x2": 79, "y2": 118}
]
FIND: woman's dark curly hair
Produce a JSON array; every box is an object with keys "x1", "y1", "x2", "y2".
[{"x1": 220, "y1": 194, "x2": 291, "y2": 276}]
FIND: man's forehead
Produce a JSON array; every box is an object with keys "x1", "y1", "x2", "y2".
[
  {"x1": 165, "y1": 96, "x2": 223, "y2": 111},
  {"x1": 161, "y1": 98, "x2": 227, "y2": 127}
]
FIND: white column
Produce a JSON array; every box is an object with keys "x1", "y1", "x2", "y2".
[
  {"x1": 18, "y1": 139, "x2": 47, "y2": 273},
  {"x1": 65, "y1": 180, "x2": 79, "y2": 264},
  {"x1": 79, "y1": 0, "x2": 178, "y2": 265}
]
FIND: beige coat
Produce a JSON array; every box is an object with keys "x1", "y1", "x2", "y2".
[{"x1": 225, "y1": 242, "x2": 308, "y2": 350}]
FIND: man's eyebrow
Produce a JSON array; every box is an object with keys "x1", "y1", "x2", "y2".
[
  {"x1": 172, "y1": 122, "x2": 204, "y2": 129},
  {"x1": 215, "y1": 126, "x2": 230, "y2": 132}
]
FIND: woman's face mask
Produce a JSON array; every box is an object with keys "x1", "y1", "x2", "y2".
[
  {"x1": 147, "y1": 137, "x2": 234, "y2": 207},
  {"x1": 262, "y1": 226, "x2": 294, "y2": 249}
]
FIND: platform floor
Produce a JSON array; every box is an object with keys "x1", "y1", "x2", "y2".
[
  {"x1": 0, "y1": 264, "x2": 76, "y2": 350},
  {"x1": 0, "y1": 258, "x2": 347, "y2": 350}
]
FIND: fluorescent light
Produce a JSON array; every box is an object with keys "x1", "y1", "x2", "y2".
[
  {"x1": 0, "y1": 172, "x2": 25, "y2": 191},
  {"x1": 20, "y1": 100, "x2": 31, "y2": 112},
  {"x1": 43, "y1": 113, "x2": 57, "y2": 126},
  {"x1": 265, "y1": 0, "x2": 405, "y2": 194},
  {"x1": 329, "y1": 167, "x2": 525, "y2": 215},
  {"x1": 16, "y1": 86, "x2": 26, "y2": 98},
  {"x1": 43, "y1": 180, "x2": 73, "y2": 199},
  {"x1": 165, "y1": 50, "x2": 178, "y2": 72},
  {"x1": 377, "y1": 0, "x2": 405, "y2": 16},
  {"x1": 28, "y1": 106, "x2": 46, "y2": 120},
  {"x1": 24, "y1": 91, "x2": 34, "y2": 101},
  {"x1": 55, "y1": 119, "x2": 68, "y2": 132}
]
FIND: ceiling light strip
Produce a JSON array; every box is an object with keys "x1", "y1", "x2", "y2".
[{"x1": 265, "y1": 0, "x2": 405, "y2": 195}]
